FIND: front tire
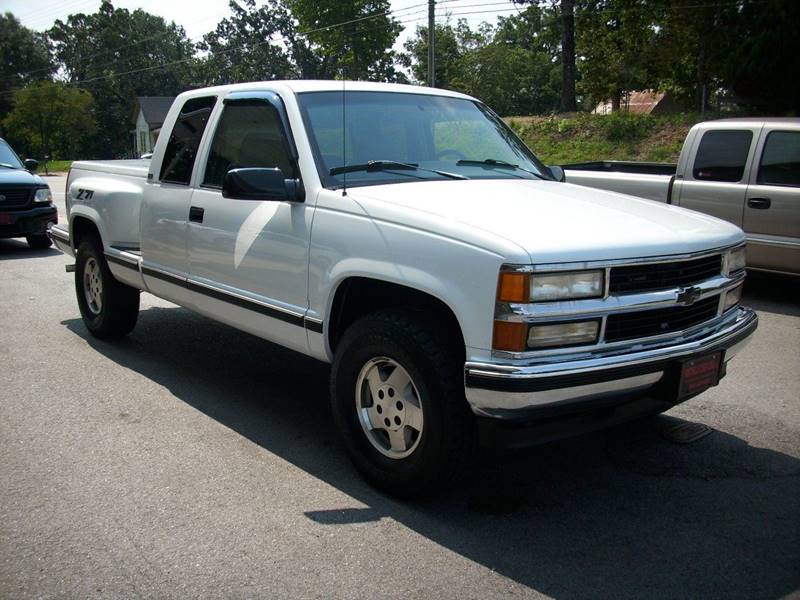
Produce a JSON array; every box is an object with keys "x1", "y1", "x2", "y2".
[
  {"x1": 75, "y1": 239, "x2": 140, "y2": 339},
  {"x1": 330, "y1": 310, "x2": 476, "y2": 498},
  {"x1": 26, "y1": 233, "x2": 52, "y2": 249}
]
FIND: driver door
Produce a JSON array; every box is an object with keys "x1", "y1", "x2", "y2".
[{"x1": 186, "y1": 92, "x2": 314, "y2": 354}]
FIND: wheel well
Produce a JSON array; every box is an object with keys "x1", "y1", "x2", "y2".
[
  {"x1": 71, "y1": 216, "x2": 100, "y2": 248},
  {"x1": 328, "y1": 277, "x2": 465, "y2": 358}
]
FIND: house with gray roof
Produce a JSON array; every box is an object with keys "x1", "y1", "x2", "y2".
[{"x1": 131, "y1": 96, "x2": 175, "y2": 157}]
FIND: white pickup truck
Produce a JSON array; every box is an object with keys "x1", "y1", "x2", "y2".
[
  {"x1": 51, "y1": 81, "x2": 757, "y2": 497},
  {"x1": 562, "y1": 118, "x2": 800, "y2": 276}
]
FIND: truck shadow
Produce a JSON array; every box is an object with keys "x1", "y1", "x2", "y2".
[
  {"x1": 742, "y1": 270, "x2": 800, "y2": 317},
  {"x1": 0, "y1": 238, "x2": 61, "y2": 260},
  {"x1": 61, "y1": 308, "x2": 800, "y2": 599}
]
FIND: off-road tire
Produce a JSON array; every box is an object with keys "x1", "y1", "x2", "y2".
[
  {"x1": 330, "y1": 310, "x2": 476, "y2": 498},
  {"x1": 75, "y1": 238, "x2": 140, "y2": 339}
]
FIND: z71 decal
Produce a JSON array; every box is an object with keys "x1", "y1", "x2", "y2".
[{"x1": 76, "y1": 188, "x2": 95, "y2": 201}]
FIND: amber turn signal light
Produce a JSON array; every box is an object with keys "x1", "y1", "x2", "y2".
[
  {"x1": 492, "y1": 320, "x2": 529, "y2": 352},
  {"x1": 497, "y1": 272, "x2": 530, "y2": 303}
]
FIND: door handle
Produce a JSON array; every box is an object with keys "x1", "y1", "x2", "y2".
[
  {"x1": 189, "y1": 206, "x2": 204, "y2": 223},
  {"x1": 747, "y1": 197, "x2": 771, "y2": 210}
]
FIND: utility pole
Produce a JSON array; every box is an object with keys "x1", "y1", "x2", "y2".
[{"x1": 427, "y1": 0, "x2": 435, "y2": 87}]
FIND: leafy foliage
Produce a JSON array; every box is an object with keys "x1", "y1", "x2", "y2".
[
  {"x1": 287, "y1": 0, "x2": 404, "y2": 81},
  {"x1": 48, "y1": 1, "x2": 196, "y2": 157},
  {"x1": 0, "y1": 13, "x2": 53, "y2": 125},
  {"x1": 401, "y1": 10, "x2": 561, "y2": 115},
  {"x1": 196, "y1": 0, "x2": 300, "y2": 84},
  {"x1": 507, "y1": 112, "x2": 701, "y2": 163},
  {"x1": 2, "y1": 80, "x2": 95, "y2": 159}
]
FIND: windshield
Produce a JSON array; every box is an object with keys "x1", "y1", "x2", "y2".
[
  {"x1": 296, "y1": 91, "x2": 550, "y2": 189},
  {"x1": 0, "y1": 139, "x2": 23, "y2": 169}
]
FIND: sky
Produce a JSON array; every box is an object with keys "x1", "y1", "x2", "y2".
[{"x1": 4, "y1": 0, "x2": 522, "y2": 52}]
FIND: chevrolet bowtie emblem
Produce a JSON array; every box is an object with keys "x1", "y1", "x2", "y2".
[{"x1": 676, "y1": 285, "x2": 702, "y2": 306}]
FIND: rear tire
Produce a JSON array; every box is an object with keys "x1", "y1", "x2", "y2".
[
  {"x1": 75, "y1": 238, "x2": 140, "y2": 339},
  {"x1": 26, "y1": 233, "x2": 52, "y2": 249},
  {"x1": 330, "y1": 310, "x2": 476, "y2": 498}
]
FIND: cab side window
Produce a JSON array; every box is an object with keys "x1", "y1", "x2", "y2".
[
  {"x1": 203, "y1": 101, "x2": 296, "y2": 189},
  {"x1": 692, "y1": 130, "x2": 753, "y2": 182},
  {"x1": 159, "y1": 96, "x2": 217, "y2": 185},
  {"x1": 757, "y1": 131, "x2": 800, "y2": 187}
]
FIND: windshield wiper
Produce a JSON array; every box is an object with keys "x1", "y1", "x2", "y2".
[
  {"x1": 330, "y1": 159, "x2": 467, "y2": 181},
  {"x1": 456, "y1": 158, "x2": 544, "y2": 179}
]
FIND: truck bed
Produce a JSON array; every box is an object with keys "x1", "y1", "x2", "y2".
[
  {"x1": 70, "y1": 159, "x2": 150, "y2": 179},
  {"x1": 563, "y1": 161, "x2": 675, "y2": 204}
]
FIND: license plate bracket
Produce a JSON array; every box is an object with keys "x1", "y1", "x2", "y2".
[{"x1": 678, "y1": 352, "x2": 722, "y2": 400}]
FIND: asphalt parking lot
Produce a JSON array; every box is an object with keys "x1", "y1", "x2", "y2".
[{"x1": 1, "y1": 175, "x2": 799, "y2": 598}]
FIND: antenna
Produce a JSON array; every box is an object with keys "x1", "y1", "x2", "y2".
[{"x1": 341, "y1": 75, "x2": 347, "y2": 197}]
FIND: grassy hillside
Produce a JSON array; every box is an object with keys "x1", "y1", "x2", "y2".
[{"x1": 506, "y1": 112, "x2": 709, "y2": 165}]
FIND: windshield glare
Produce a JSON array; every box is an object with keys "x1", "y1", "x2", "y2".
[
  {"x1": 297, "y1": 91, "x2": 548, "y2": 188},
  {"x1": 0, "y1": 140, "x2": 23, "y2": 168}
]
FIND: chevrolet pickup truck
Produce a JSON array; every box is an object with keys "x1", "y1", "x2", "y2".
[
  {"x1": 50, "y1": 81, "x2": 757, "y2": 496},
  {"x1": 563, "y1": 118, "x2": 800, "y2": 276},
  {"x1": 0, "y1": 138, "x2": 56, "y2": 248}
]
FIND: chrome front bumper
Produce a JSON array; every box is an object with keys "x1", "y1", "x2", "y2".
[{"x1": 465, "y1": 306, "x2": 757, "y2": 419}]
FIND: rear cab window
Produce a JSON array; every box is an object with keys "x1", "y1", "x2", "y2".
[
  {"x1": 757, "y1": 131, "x2": 800, "y2": 187},
  {"x1": 692, "y1": 129, "x2": 753, "y2": 182},
  {"x1": 159, "y1": 96, "x2": 217, "y2": 185}
]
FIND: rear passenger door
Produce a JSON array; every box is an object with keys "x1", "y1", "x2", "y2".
[
  {"x1": 743, "y1": 129, "x2": 800, "y2": 273},
  {"x1": 186, "y1": 91, "x2": 314, "y2": 355},
  {"x1": 675, "y1": 127, "x2": 759, "y2": 226},
  {"x1": 140, "y1": 95, "x2": 217, "y2": 303}
]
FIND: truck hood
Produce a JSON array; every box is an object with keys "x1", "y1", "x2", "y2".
[{"x1": 350, "y1": 178, "x2": 744, "y2": 263}]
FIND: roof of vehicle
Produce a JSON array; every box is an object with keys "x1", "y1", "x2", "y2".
[
  {"x1": 691, "y1": 117, "x2": 800, "y2": 130},
  {"x1": 173, "y1": 80, "x2": 476, "y2": 102}
]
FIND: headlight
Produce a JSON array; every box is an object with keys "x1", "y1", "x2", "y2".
[
  {"x1": 723, "y1": 284, "x2": 743, "y2": 311},
  {"x1": 497, "y1": 269, "x2": 604, "y2": 303},
  {"x1": 492, "y1": 319, "x2": 600, "y2": 351},
  {"x1": 34, "y1": 187, "x2": 52, "y2": 203},
  {"x1": 726, "y1": 246, "x2": 746, "y2": 275},
  {"x1": 528, "y1": 320, "x2": 600, "y2": 349}
]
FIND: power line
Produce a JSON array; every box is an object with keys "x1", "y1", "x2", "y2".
[{"x1": 0, "y1": 3, "x2": 437, "y2": 96}]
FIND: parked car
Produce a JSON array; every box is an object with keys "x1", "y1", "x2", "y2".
[
  {"x1": 0, "y1": 138, "x2": 57, "y2": 249},
  {"x1": 562, "y1": 118, "x2": 800, "y2": 276},
  {"x1": 50, "y1": 81, "x2": 757, "y2": 496}
]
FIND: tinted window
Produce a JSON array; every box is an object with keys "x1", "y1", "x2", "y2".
[
  {"x1": 693, "y1": 130, "x2": 753, "y2": 182},
  {"x1": 203, "y1": 101, "x2": 295, "y2": 188},
  {"x1": 758, "y1": 131, "x2": 800, "y2": 187},
  {"x1": 159, "y1": 96, "x2": 216, "y2": 185},
  {"x1": 0, "y1": 139, "x2": 23, "y2": 168}
]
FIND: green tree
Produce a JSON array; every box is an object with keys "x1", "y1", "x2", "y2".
[
  {"x1": 0, "y1": 13, "x2": 53, "y2": 128},
  {"x1": 576, "y1": 0, "x2": 660, "y2": 111},
  {"x1": 513, "y1": 1, "x2": 577, "y2": 112},
  {"x1": 399, "y1": 21, "x2": 463, "y2": 89},
  {"x1": 401, "y1": 17, "x2": 560, "y2": 115},
  {"x1": 286, "y1": 0, "x2": 404, "y2": 80},
  {"x1": 2, "y1": 80, "x2": 95, "y2": 159},
  {"x1": 197, "y1": 0, "x2": 303, "y2": 84},
  {"x1": 48, "y1": 1, "x2": 195, "y2": 157}
]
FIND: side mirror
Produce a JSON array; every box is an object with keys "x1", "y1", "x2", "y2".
[
  {"x1": 222, "y1": 167, "x2": 303, "y2": 202},
  {"x1": 548, "y1": 165, "x2": 565, "y2": 182},
  {"x1": 24, "y1": 158, "x2": 39, "y2": 173}
]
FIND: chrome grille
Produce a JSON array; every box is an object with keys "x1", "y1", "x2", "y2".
[
  {"x1": 605, "y1": 296, "x2": 719, "y2": 342},
  {"x1": 609, "y1": 254, "x2": 722, "y2": 294}
]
